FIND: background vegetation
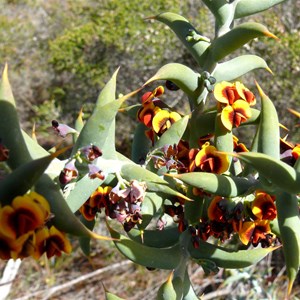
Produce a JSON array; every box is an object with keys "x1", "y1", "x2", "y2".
[
  {"x1": 0, "y1": 0, "x2": 299, "y2": 299},
  {"x1": 1, "y1": 0, "x2": 299, "y2": 151}
]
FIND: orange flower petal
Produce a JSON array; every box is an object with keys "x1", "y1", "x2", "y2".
[
  {"x1": 252, "y1": 193, "x2": 277, "y2": 220},
  {"x1": 137, "y1": 102, "x2": 157, "y2": 127},
  {"x1": 169, "y1": 111, "x2": 181, "y2": 123},
  {"x1": 152, "y1": 110, "x2": 170, "y2": 133},
  {"x1": 27, "y1": 192, "x2": 51, "y2": 220},
  {"x1": 195, "y1": 144, "x2": 229, "y2": 174},
  {"x1": 214, "y1": 81, "x2": 239, "y2": 105},
  {"x1": 221, "y1": 105, "x2": 234, "y2": 131},
  {"x1": 34, "y1": 226, "x2": 72, "y2": 259},
  {"x1": 208, "y1": 196, "x2": 226, "y2": 222},
  {"x1": 235, "y1": 81, "x2": 256, "y2": 106},
  {"x1": 0, "y1": 206, "x2": 16, "y2": 239},
  {"x1": 239, "y1": 221, "x2": 255, "y2": 245},
  {"x1": 292, "y1": 144, "x2": 300, "y2": 160},
  {"x1": 79, "y1": 203, "x2": 97, "y2": 221}
]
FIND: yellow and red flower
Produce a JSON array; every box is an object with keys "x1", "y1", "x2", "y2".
[
  {"x1": 207, "y1": 196, "x2": 228, "y2": 223},
  {"x1": 235, "y1": 81, "x2": 256, "y2": 106},
  {"x1": 0, "y1": 192, "x2": 50, "y2": 240},
  {"x1": 189, "y1": 142, "x2": 229, "y2": 174},
  {"x1": 214, "y1": 81, "x2": 240, "y2": 105},
  {"x1": 80, "y1": 186, "x2": 112, "y2": 221},
  {"x1": 214, "y1": 81, "x2": 255, "y2": 131},
  {"x1": 152, "y1": 109, "x2": 181, "y2": 136},
  {"x1": 137, "y1": 101, "x2": 161, "y2": 128},
  {"x1": 239, "y1": 219, "x2": 272, "y2": 246},
  {"x1": 221, "y1": 99, "x2": 252, "y2": 131},
  {"x1": 141, "y1": 85, "x2": 164, "y2": 104},
  {"x1": 33, "y1": 226, "x2": 72, "y2": 259},
  {"x1": 292, "y1": 144, "x2": 300, "y2": 160},
  {"x1": 233, "y1": 135, "x2": 249, "y2": 153},
  {"x1": 251, "y1": 191, "x2": 277, "y2": 220},
  {"x1": 214, "y1": 81, "x2": 256, "y2": 106}
]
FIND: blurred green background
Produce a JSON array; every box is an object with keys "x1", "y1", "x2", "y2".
[{"x1": 0, "y1": 0, "x2": 299, "y2": 152}]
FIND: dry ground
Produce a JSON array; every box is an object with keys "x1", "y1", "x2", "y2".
[{"x1": 1, "y1": 221, "x2": 300, "y2": 300}]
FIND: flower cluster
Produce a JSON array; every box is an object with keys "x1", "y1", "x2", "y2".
[
  {"x1": 151, "y1": 138, "x2": 232, "y2": 176},
  {"x1": 189, "y1": 191, "x2": 277, "y2": 248},
  {"x1": 0, "y1": 192, "x2": 72, "y2": 260},
  {"x1": 59, "y1": 144, "x2": 103, "y2": 185},
  {"x1": 214, "y1": 81, "x2": 256, "y2": 131},
  {"x1": 137, "y1": 86, "x2": 181, "y2": 144},
  {"x1": 80, "y1": 180, "x2": 147, "y2": 232}
]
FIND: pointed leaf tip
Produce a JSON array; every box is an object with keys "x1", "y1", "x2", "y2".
[
  {"x1": 264, "y1": 30, "x2": 279, "y2": 40},
  {"x1": 288, "y1": 108, "x2": 300, "y2": 118},
  {"x1": 254, "y1": 80, "x2": 267, "y2": 97},
  {"x1": 266, "y1": 66, "x2": 274, "y2": 75},
  {"x1": 2, "y1": 63, "x2": 8, "y2": 81},
  {"x1": 89, "y1": 229, "x2": 119, "y2": 242}
]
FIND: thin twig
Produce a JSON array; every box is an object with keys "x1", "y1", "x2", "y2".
[
  {"x1": 0, "y1": 259, "x2": 22, "y2": 300},
  {"x1": 14, "y1": 260, "x2": 132, "y2": 300}
]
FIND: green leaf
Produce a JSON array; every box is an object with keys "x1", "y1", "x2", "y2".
[
  {"x1": 212, "y1": 55, "x2": 271, "y2": 83},
  {"x1": 157, "y1": 272, "x2": 178, "y2": 300},
  {"x1": 75, "y1": 108, "x2": 85, "y2": 134},
  {"x1": 71, "y1": 69, "x2": 121, "y2": 159},
  {"x1": 214, "y1": 112, "x2": 233, "y2": 169},
  {"x1": 144, "y1": 63, "x2": 201, "y2": 106},
  {"x1": 188, "y1": 238, "x2": 278, "y2": 269},
  {"x1": 275, "y1": 191, "x2": 300, "y2": 295},
  {"x1": 154, "y1": 115, "x2": 189, "y2": 149},
  {"x1": 78, "y1": 216, "x2": 95, "y2": 256},
  {"x1": 202, "y1": 0, "x2": 233, "y2": 36},
  {"x1": 105, "y1": 291, "x2": 126, "y2": 300},
  {"x1": 139, "y1": 191, "x2": 164, "y2": 230},
  {"x1": 108, "y1": 223, "x2": 181, "y2": 269},
  {"x1": 96, "y1": 68, "x2": 119, "y2": 107},
  {"x1": 235, "y1": 152, "x2": 300, "y2": 194},
  {"x1": 234, "y1": 0, "x2": 286, "y2": 19},
  {"x1": 193, "y1": 258, "x2": 219, "y2": 275},
  {"x1": 131, "y1": 123, "x2": 151, "y2": 164},
  {"x1": 0, "y1": 64, "x2": 15, "y2": 106},
  {"x1": 256, "y1": 82, "x2": 280, "y2": 160},
  {"x1": 152, "y1": 13, "x2": 210, "y2": 66},
  {"x1": 166, "y1": 172, "x2": 259, "y2": 198},
  {"x1": 207, "y1": 22, "x2": 277, "y2": 62},
  {"x1": 182, "y1": 270, "x2": 200, "y2": 300},
  {"x1": 128, "y1": 226, "x2": 180, "y2": 248},
  {"x1": 71, "y1": 99, "x2": 121, "y2": 159},
  {"x1": 0, "y1": 151, "x2": 64, "y2": 206},
  {"x1": 0, "y1": 68, "x2": 31, "y2": 169},
  {"x1": 120, "y1": 163, "x2": 190, "y2": 201}
]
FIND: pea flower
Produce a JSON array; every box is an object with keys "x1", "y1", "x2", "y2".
[
  {"x1": 0, "y1": 192, "x2": 50, "y2": 240},
  {"x1": 88, "y1": 164, "x2": 106, "y2": 180},
  {"x1": 238, "y1": 219, "x2": 274, "y2": 247},
  {"x1": 189, "y1": 142, "x2": 229, "y2": 174},
  {"x1": 80, "y1": 186, "x2": 112, "y2": 221},
  {"x1": 222, "y1": 100, "x2": 252, "y2": 131},
  {"x1": 207, "y1": 196, "x2": 229, "y2": 223},
  {"x1": 251, "y1": 191, "x2": 277, "y2": 220},
  {"x1": 33, "y1": 226, "x2": 72, "y2": 259},
  {"x1": 80, "y1": 145, "x2": 102, "y2": 161},
  {"x1": 152, "y1": 109, "x2": 181, "y2": 136},
  {"x1": 59, "y1": 159, "x2": 78, "y2": 184},
  {"x1": 52, "y1": 120, "x2": 78, "y2": 138},
  {"x1": 214, "y1": 81, "x2": 255, "y2": 131}
]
